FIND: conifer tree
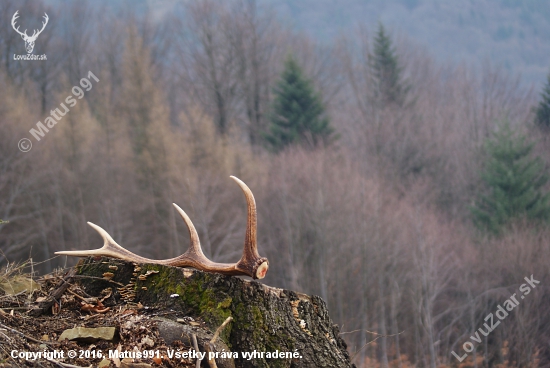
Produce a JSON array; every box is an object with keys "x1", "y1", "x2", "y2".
[
  {"x1": 471, "y1": 122, "x2": 550, "y2": 234},
  {"x1": 371, "y1": 24, "x2": 407, "y2": 106},
  {"x1": 535, "y1": 71, "x2": 550, "y2": 130},
  {"x1": 264, "y1": 56, "x2": 334, "y2": 152}
]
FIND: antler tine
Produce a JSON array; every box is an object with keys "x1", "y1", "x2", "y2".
[
  {"x1": 230, "y1": 176, "x2": 259, "y2": 258},
  {"x1": 172, "y1": 203, "x2": 203, "y2": 257},
  {"x1": 36, "y1": 13, "x2": 48, "y2": 36},
  {"x1": 11, "y1": 11, "x2": 18, "y2": 26},
  {"x1": 56, "y1": 222, "x2": 151, "y2": 263},
  {"x1": 230, "y1": 176, "x2": 269, "y2": 279}
]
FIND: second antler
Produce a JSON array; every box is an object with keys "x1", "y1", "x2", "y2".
[{"x1": 55, "y1": 176, "x2": 269, "y2": 279}]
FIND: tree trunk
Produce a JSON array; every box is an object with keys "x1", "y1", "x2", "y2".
[{"x1": 75, "y1": 257, "x2": 355, "y2": 368}]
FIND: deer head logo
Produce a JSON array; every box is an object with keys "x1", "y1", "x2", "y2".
[{"x1": 11, "y1": 11, "x2": 49, "y2": 54}]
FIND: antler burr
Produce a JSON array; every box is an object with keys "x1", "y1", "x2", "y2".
[{"x1": 56, "y1": 176, "x2": 269, "y2": 279}]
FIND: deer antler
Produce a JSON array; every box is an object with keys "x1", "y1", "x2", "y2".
[
  {"x1": 11, "y1": 11, "x2": 26, "y2": 38},
  {"x1": 30, "y1": 13, "x2": 49, "y2": 40},
  {"x1": 55, "y1": 176, "x2": 269, "y2": 279},
  {"x1": 11, "y1": 11, "x2": 48, "y2": 40}
]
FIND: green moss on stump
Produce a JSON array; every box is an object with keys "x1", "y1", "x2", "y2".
[
  {"x1": 136, "y1": 264, "x2": 234, "y2": 343},
  {"x1": 75, "y1": 258, "x2": 355, "y2": 368}
]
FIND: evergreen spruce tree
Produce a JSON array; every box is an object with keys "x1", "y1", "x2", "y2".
[
  {"x1": 535, "y1": 71, "x2": 550, "y2": 130},
  {"x1": 471, "y1": 123, "x2": 550, "y2": 234},
  {"x1": 264, "y1": 56, "x2": 334, "y2": 152},
  {"x1": 371, "y1": 23, "x2": 407, "y2": 106}
]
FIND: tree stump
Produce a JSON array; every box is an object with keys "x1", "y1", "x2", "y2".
[{"x1": 74, "y1": 257, "x2": 355, "y2": 368}]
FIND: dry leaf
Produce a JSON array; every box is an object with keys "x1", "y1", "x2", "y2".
[
  {"x1": 112, "y1": 343, "x2": 122, "y2": 367},
  {"x1": 152, "y1": 357, "x2": 162, "y2": 365}
]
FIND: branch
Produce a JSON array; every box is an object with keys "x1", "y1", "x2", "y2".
[
  {"x1": 349, "y1": 330, "x2": 405, "y2": 362},
  {"x1": 29, "y1": 268, "x2": 76, "y2": 317},
  {"x1": 206, "y1": 316, "x2": 233, "y2": 368},
  {"x1": 0, "y1": 322, "x2": 53, "y2": 345},
  {"x1": 46, "y1": 358, "x2": 91, "y2": 368},
  {"x1": 211, "y1": 316, "x2": 233, "y2": 344},
  {"x1": 192, "y1": 333, "x2": 200, "y2": 368}
]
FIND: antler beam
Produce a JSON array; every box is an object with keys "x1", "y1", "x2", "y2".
[{"x1": 56, "y1": 176, "x2": 269, "y2": 279}]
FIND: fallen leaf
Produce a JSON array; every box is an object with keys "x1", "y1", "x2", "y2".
[
  {"x1": 152, "y1": 356, "x2": 162, "y2": 365},
  {"x1": 141, "y1": 336, "x2": 154, "y2": 347},
  {"x1": 0, "y1": 276, "x2": 39, "y2": 295},
  {"x1": 112, "y1": 344, "x2": 122, "y2": 367},
  {"x1": 80, "y1": 300, "x2": 110, "y2": 314}
]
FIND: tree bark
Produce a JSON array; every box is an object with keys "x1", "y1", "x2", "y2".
[{"x1": 74, "y1": 257, "x2": 355, "y2": 368}]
